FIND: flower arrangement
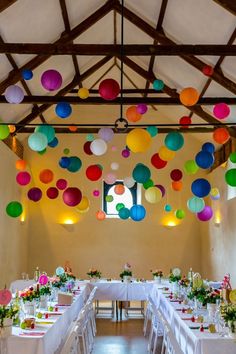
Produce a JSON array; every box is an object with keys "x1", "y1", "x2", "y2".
[
  {"x1": 221, "y1": 303, "x2": 236, "y2": 322},
  {"x1": 120, "y1": 263, "x2": 132, "y2": 279},
  {"x1": 0, "y1": 305, "x2": 19, "y2": 328},
  {"x1": 179, "y1": 276, "x2": 190, "y2": 288},
  {"x1": 187, "y1": 286, "x2": 208, "y2": 306},
  {"x1": 39, "y1": 285, "x2": 51, "y2": 297},
  {"x1": 169, "y1": 271, "x2": 181, "y2": 283},
  {"x1": 19, "y1": 285, "x2": 40, "y2": 303},
  {"x1": 204, "y1": 288, "x2": 221, "y2": 304},
  {"x1": 50, "y1": 273, "x2": 68, "y2": 288},
  {"x1": 151, "y1": 269, "x2": 163, "y2": 278},
  {"x1": 87, "y1": 268, "x2": 102, "y2": 279}
]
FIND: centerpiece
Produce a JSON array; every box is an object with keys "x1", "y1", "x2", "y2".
[
  {"x1": 0, "y1": 289, "x2": 18, "y2": 338},
  {"x1": 151, "y1": 269, "x2": 163, "y2": 283},
  {"x1": 120, "y1": 263, "x2": 132, "y2": 283},
  {"x1": 19, "y1": 285, "x2": 40, "y2": 316},
  {"x1": 220, "y1": 303, "x2": 236, "y2": 338},
  {"x1": 87, "y1": 268, "x2": 101, "y2": 282},
  {"x1": 169, "y1": 268, "x2": 181, "y2": 294}
]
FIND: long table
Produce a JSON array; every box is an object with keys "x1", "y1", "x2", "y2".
[
  {"x1": 4, "y1": 284, "x2": 89, "y2": 354},
  {"x1": 150, "y1": 284, "x2": 236, "y2": 354}
]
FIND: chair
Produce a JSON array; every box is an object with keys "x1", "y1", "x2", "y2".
[
  {"x1": 147, "y1": 296, "x2": 163, "y2": 354},
  {"x1": 60, "y1": 323, "x2": 81, "y2": 354},
  {"x1": 143, "y1": 300, "x2": 152, "y2": 336}
]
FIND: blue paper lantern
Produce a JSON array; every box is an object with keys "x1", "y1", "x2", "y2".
[
  {"x1": 67, "y1": 156, "x2": 82, "y2": 172},
  {"x1": 153, "y1": 79, "x2": 164, "y2": 91},
  {"x1": 22, "y1": 69, "x2": 33, "y2": 80},
  {"x1": 164, "y1": 132, "x2": 184, "y2": 151},
  {"x1": 187, "y1": 197, "x2": 205, "y2": 213},
  {"x1": 195, "y1": 151, "x2": 214, "y2": 169},
  {"x1": 55, "y1": 102, "x2": 72, "y2": 118},
  {"x1": 202, "y1": 142, "x2": 215, "y2": 154},
  {"x1": 59, "y1": 156, "x2": 71, "y2": 168},
  {"x1": 191, "y1": 178, "x2": 211, "y2": 198},
  {"x1": 130, "y1": 205, "x2": 146, "y2": 221},
  {"x1": 164, "y1": 204, "x2": 172, "y2": 212},
  {"x1": 118, "y1": 207, "x2": 130, "y2": 220},
  {"x1": 28, "y1": 132, "x2": 48, "y2": 152},
  {"x1": 48, "y1": 137, "x2": 59, "y2": 147},
  {"x1": 35, "y1": 125, "x2": 55, "y2": 143},
  {"x1": 132, "y1": 163, "x2": 151, "y2": 183}
]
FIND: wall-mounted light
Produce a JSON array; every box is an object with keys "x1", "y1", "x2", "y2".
[
  {"x1": 161, "y1": 213, "x2": 180, "y2": 228},
  {"x1": 214, "y1": 210, "x2": 221, "y2": 226}
]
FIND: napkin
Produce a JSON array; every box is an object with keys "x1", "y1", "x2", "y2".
[{"x1": 19, "y1": 332, "x2": 45, "y2": 336}]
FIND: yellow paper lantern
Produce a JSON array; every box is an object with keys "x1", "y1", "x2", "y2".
[
  {"x1": 145, "y1": 187, "x2": 162, "y2": 204},
  {"x1": 126, "y1": 128, "x2": 151, "y2": 153},
  {"x1": 179, "y1": 87, "x2": 199, "y2": 106},
  {"x1": 78, "y1": 87, "x2": 89, "y2": 99},
  {"x1": 77, "y1": 196, "x2": 90, "y2": 212},
  {"x1": 159, "y1": 146, "x2": 176, "y2": 161}
]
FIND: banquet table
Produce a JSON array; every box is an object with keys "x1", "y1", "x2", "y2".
[
  {"x1": 150, "y1": 284, "x2": 236, "y2": 354},
  {"x1": 4, "y1": 284, "x2": 89, "y2": 354},
  {"x1": 9, "y1": 279, "x2": 35, "y2": 292}
]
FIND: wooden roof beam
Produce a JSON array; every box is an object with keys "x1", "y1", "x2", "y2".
[{"x1": 0, "y1": 0, "x2": 18, "y2": 13}]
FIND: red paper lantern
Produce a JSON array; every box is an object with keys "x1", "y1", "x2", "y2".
[
  {"x1": 179, "y1": 116, "x2": 192, "y2": 128},
  {"x1": 213, "y1": 128, "x2": 230, "y2": 144},
  {"x1": 46, "y1": 187, "x2": 59, "y2": 199},
  {"x1": 83, "y1": 141, "x2": 93, "y2": 155},
  {"x1": 86, "y1": 165, "x2": 102, "y2": 181},
  {"x1": 99, "y1": 79, "x2": 120, "y2": 100},
  {"x1": 202, "y1": 65, "x2": 214, "y2": 76},
  {"x1": 151, "y1": 153, "x2": 167, "y2": 169},
  {"x1": 62, "y1": 187, "x2": 82, "y2": 207},
  {"x1": 170, "y1": 169, "x2": 183, "y2": 181}
]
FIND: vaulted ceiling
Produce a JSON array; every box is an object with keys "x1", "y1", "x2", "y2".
[{"x1": 0, "y1": 0, "x2": 235, "y2": 145}]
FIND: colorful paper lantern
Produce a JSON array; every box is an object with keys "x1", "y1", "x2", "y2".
[
  {"x1": 187, "y1": 197, "x2": 205, "y2": 213},
  {"x1": 175, "y1": 209, "x2": 185, "y2": 219},
  {"x1": 39, "y1": 169, "x2": 54, "y2": 184},
  {"x1": 210, "y1": 188, "x2": 220, "y2": 200},
  {"x1": 56, "y1": 179, "x2": 67, "y2": 190},
  {"x1": 225, "y1": 169, "x2": 236, "y2": 186},
  {"x1": 62, "y1": 187, "x2": 82, "y2": 207},
  {"x1": 230, "y1": 152, "x2": 236, "y2": 163},
  {"x1": 122, "y1": 149, "x2": 130, "y2": 158},
  {"x1": 22, "y1": 69, "x2": 33, "y2": 80},
  {"x1": 126, "y1": 128, "x2": 151, "y2": 153},
  {"x1": 116, "y1": 203, "x2": 125, "y2": 212},
  {"x1": 78, "y1": 87, "x2": 89, "y2": 99},
  {"x1": 164, "y1": 204, "x2": 172, "y2": 212},
  {"x1": 90, "y1": 139, "x2": 107, "y2": 156},
  {"x1": 213, "y1": 103, "x2": 230, "y2": 120},
  {"x1": 55, "y1": 102, "x2": 72, "y2": 118},
  {"x1": 184, "y1": 160, "x2": 199, "y2": 175},
  {"x1": 46, "y1": 187, "x2": 59, "y2": 199},
  {"x1": 143, "y1": 179, "x2": 154, "y2": 190},
  {"x1": 130, "y1": 205, "x2": 146, "y2": 221},
  {"x1": 15, "y1": 159, "x2": 27, "y2": 170},
  {"x1": 77, "y1": 196, "x2": 90, "y2": 212},
  {"x1": 41, "y1": 69, "x2": 62, "y2": 91},
  {"x1": 86, "y1": 165, "x2": 102, "y2": 181},
  {"x1": 179, "y1": 116, "x2": 192, "y2": 128},
  {"x1": 126, "y1": 106, "x2": 142, "y2": 122},
  {"x1": 123, "y1": 177, "x2": 135, "y2": 188},
  {"x1": 8, "y1": 125, "x2": 16, "y2": 133},
  {"x1": 197, "y1": 205, "x2": 213, "y2": 221},
  {"x1": 119, "y1": 208, "x2": 130, "y2": 220},
  {"x1": 132, "y1": 163, "x2": 151, "y2": 183},
  {"x1": 5, "y1": 85, "x2": 24, "y2": 103},
  {"x1": 27, "y1": 187, "x2": 42, "y2": 202},
  {"x1": 179, "y1": 87, "x2": 199, "y2": 106},
  {"x1": 171, "y1": 181, "x2": 183, "y2": 191},
  {"x1": 191, "y1": 178, "x2": 211, "y2": 198},
  {"x1": 68, "y1": 125, "x2": 77, "y2": 132},
  {"x1": 155, "y1": 184, "x2": 166, "y2": 197},
  {"x1": 48, "y1": 137, "x2": 59, "y2": 148},
  {"x1": 96, "y1": 210, "x2": 106, "y2": 220},
  {"x1": 99, "y1": 79, "x2": 120, "y2": 100},
  {"x1": 28, "y1": 132, "x2": 48, "y2": 152},
  {"x1": 202, "y1": 142, "x2": 215, "y2": 154},
  {"x1": 83, "y1": 141, "x2": 93, "y2": 155},
  {"x1": 159, "y1": 146, "x2": 175, "y2": 161},
  {"x1": 0, "y1": 125, "x2": 10, "y2": 140},
  {"x1": 93, "y1": 190, "x2": 100, "y2": 197},
  {"x1": 213, "y1": 128, "x2": 230, "y2": 144},
  {"x1": 105, "y1": 195, "x2": 113, "y2": 203},
  {"x1": 104, "y1": 173, "x2": 116, "y2": 185},
  {"x1": 146, "y1": 126, "x2": 158, "y2": 137},
  {"x1": 59, "y1": 156, "x2": 71, "y2": 168},
  {"x1": 170, "y1": 169, "x2": 182, "y2": 181},
  {"x1": 98, "y1": 128, "x2": 114, "y2": 142},
  {"x1": 111, "y1": 162, "x2": 119, "y2": 170},
  {"x1": 151, "y1": 153, "x2": 167, "y2": 169},
  {"x1": 35, "y1": 125, "x2": 55, "y2": 143},
  {"x1": 114, "y1": 184, "x2": 125, "y2": 195},
  {"x1": 165, "y1": 132, "x2": 184, "y2": 151},
  {"x1": 202, "y1": 65, "x2": 214, "y2": 76},
  {"x1": 6, "y1": 201, "x2": 23, "y2": 218},
  {"x1": 67, "y1": 156, "x2": 82, "y2": 173},
  {"x1": 153, "y1": 79, "x2": 164, "y2": 91},
  {"x1": 145, "y1": 187, "x2": 162, "y2": 203},
  {"x1": 195, "y1": 151, "x2": 214, "y2": 169},
  {"x1": 137, "y1": 104, "x2": 148, "y2": 115},
  {"x1": 16, "y1": 171, "x2": 31, "y2": 186}
]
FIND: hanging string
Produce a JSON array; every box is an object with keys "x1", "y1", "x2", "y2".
[{"x1": 120, "y1": 0, "x2": 124, "y2": 122}]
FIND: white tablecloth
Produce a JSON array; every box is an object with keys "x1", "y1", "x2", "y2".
[
  {"x1": 6, "y1": 284, "x2": 89, "y2": 354},
  {"x1": 9, "y1": 279, "x2": 35, "y2": 292},
  {"x1": 150, "y1": 284, "x2": 236, "y2": 354}
]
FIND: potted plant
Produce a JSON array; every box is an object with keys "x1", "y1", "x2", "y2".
[
  {"x1": 120, "y1": 263, "x2": 132, "y2": 283},
  {"x1": 220, "y1": 303, "x2": 236, "y2": 338},
  {"x1": 0, "y1": 304, "x2": 19, "y2": 337},
  {"x1": 87, "y1": 268, "x2": 102, "y2": 282},
  {"x1": 151, "y1": 269, "x2": 163, "y2": 283}
]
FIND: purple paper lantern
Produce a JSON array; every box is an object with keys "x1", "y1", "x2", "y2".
[
  {"x1": 41, "y1": 69, "x2": 62, "y2": 91},
  {"x1": 197, "y1": 205, "x2": 213, "y2": 221},
  {"x1": 62, "y1": 187, "x2": 82, "y2": 207},
  {"x1": 27, "y1": 187, "x2": 42, "y2": 202},
  {"x1": 137, "y1": 104, "x2": 148, "y2": 115},
  {"x1": 16, "y1": 171, "x2": 31, "y2": 186},
  {"x1": 5, "y1": 85, "x2": 24, "y2": 104},
  {"x1": 98, "y1": 128, "x2": 114, "y2": 142}
]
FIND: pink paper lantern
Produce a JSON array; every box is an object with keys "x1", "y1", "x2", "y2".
[
  {"x1": 0, "y1": 289, "x2": 12, "y2": 305},
  {"x1": 99, "y1": 79, "x2": 120, "y2": 100},
  {"x1": 104, "y1": 173, "x2": 116, "y2": 185},
  {"x1": 93, "y1": 190, "x2": 100, "y2": 197},
  {"x1": 16, "y1": 171, "x2": 31, "y2": 186},
  {"x1": 39, "y1": 274, "x2": 48, "y2": 285},
  {"x1": 213, "y1": 103, "x2": 230, "y2": 120},
  {"x1": 41, "y1": 69, "x2": 62, "y2": 91},
  {"x1": 62, "y1": 187, "x2": 82, "y2": 207}
]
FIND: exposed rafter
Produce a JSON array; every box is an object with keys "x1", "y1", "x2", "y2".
[
  {"x1": 0, "y1": 0, "x2": 17, "y2": 13},
  {"x1": 212, "y1": 0, "x2": 236, "y2": 16},
  {"x1": 0, "y1": 0, "x2": 115, "y2": 94},
  {"x1": 114, "y1": 1, "x2": 236, "y2": 96}
]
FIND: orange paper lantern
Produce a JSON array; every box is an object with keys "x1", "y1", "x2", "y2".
[
  {"x1": 171, "y1": 181, "x2": 183, "y2": 191},
  {"x1": 114, "y1": 184, "x2": 125, "y2": 195},
  {"x1": 96, "y1": 210, "x2": 106, "y2": 221},
  {"x1": 126, "y1": 106, "x2": 142, "y2": 122},
  {"x1": 213, "y1": 128, "x2": 230, "y2": 144},
  {"x1": 179, "y1": 87, "x2": 199, "y2": 106},
  {"x1": 15, "y1": 159, "x2": 27, "y2": 170},
  {"x1": 68, "y1": 125, "x2": 78, "y2": 132},
  {"x1": 39, "y1": 169, "x2": 54, "y2": 184}
]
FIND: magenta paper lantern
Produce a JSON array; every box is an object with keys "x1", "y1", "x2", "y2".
[
  {"x1": 5, "y1": 85, "x2": 24, "y2": 103},
  {"x1": 137, "y1": 104, "x2": 148, "y2": 114},
  {"x1": 122, "y1": 149, "x2": 130, "y2": 158},
  {"x1": 213, "y1": 103, "x2": 230, "y2": 120},
  {"x1": 56, "y1": 179, "x2": 67, "y2": 190},
  {"x1": 46, "y1": 187, "x2": 59, "y2": 199},
  {"x1": 27, "y1": 187, "x2": 42, "y2": 202},
  {"x1": 197, "y1": 205, "x2": 213, "y2": 221},
  {"x1": 93, "y1": 190, "x2": 100, "y2": 197},
  {"x1": 41, "y1": 69, "x2": 62, "y2": 91},
  {"x1": 62, "y1": 187, "x2": 82, "y2": 207},
  {"x1": 99, "y1": 79, "x2": 120, "y2": 100},
  {"x1": 16, "y1": 171, "x2": 31, "y2": 186},
  {"x1": 39, "y1": 274, "x2": 48, "y2": 285}
]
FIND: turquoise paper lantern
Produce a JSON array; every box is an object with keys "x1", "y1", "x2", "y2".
[
  {"x1": 164, "y1": 132, "x2": 184, "y2": 151},
  {"x1": 35, "y1": 125, "x2": 55, "y2": 143},
  {"x1": 187, "y1": 197, "x2": 205, "y2": 213},
  {"x1": 132, "y1": 163, "x2": 151, "y2": 183},
  {"x1": 28, "y1": 132, "x2": 48, "y2": 152}
]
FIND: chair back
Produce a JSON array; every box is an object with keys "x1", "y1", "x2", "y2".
[{"x1": 60, "y1": 323, "x2": 79, "y2": 354}]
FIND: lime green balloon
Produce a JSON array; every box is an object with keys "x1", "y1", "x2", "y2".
[
  {"x1": 184, "y1": 160, "x2": 199, "y2": 175},
  {"x1": 0, "y1": 125, "x2": 10, "y2": 140},
  {"x1": 143, "y1": 179, "x2": 154, "y2": 189},
  {"x1": 116, "y1": 203, "x2": 125, "y2": 211},
  {"x1": 106, "y1": 195, "x2": 113, "y2": 202},
  {"x1": 230, "y1": 152, "x2": 236, "y2": 163},
  {"x1": 175, "y1": 209, "x2": 185, "y2": 219},
  {"x1": 6, "y1": 201, "x2": 23, "y2": 217},
  {"x1": 63, "y1": 148, "x2": 70, "y2": 155},
  {"x1": 225, "y1": 169, "x2": 236, "y2": 186}
]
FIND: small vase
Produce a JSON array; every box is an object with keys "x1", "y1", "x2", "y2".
[
  {"x1": 123, "y1": 276, "x2": 131, "y2": 283},
  {"x1": 90, "y1": 277, "x2": 98, "y2": 283},
  {"x1": 228, "y1": 321, "x2": 236, "y2": 339},
  {"x1": 154, "y1": 276, "x2": 161, "y2": 284},
  {"x1": 171, "y1": 281, "x2": 179, "y2": 295},
  {"x1": 39, "y1": 295, "x2": 48, "y2": 310},
  {"x1": 23, "y1": 301, "x2": 36, "y2": 317},
  {"x1": 0, "y1": 318, "x2": 13, "y2": 338}
]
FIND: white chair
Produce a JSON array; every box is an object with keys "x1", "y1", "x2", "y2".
[
  {"x1": 60, "y1": 323, "x2": 81, "y2": 354},
  {"x1": 143, "y1": 300, "x2": 152, "y2": 336},
  {"x1": 147, "y1": 296, "x2": 163, "y2": 354}
]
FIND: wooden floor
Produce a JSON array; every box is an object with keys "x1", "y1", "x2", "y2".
[{"x1": 93, "y1": 317, "x2": 162, "y2": 354}]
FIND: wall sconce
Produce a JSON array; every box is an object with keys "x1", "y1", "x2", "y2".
[
  {"x1": 60, "y1": 218, "x2": 77, "y2": 232},
  {"x1": 214, "y1": 211, "x2": 221, "y2": 226},
  {"x1": 161, "y1": 213, "x2": 180, "y2": 228},
  {"x1": 163, "y1": 221, "x2": 178, "y2": 228}
]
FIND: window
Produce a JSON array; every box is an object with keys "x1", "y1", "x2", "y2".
[{"x1": 103, "y1": 180, "x2": 141, "y2": 218}]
